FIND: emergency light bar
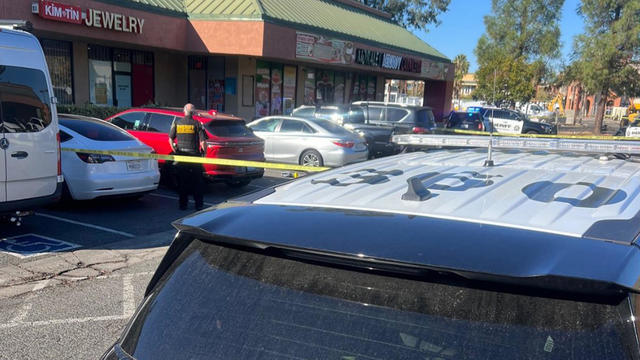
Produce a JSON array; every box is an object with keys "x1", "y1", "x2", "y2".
[{"x1": 393, "y1": 134, "x2": 640, "y2": 155}]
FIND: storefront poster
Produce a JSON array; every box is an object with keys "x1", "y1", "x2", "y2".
[
  {"x1": 421, "y1": 60, "x2": 447, "y2": 80},
  {"x1": 334, "y1": 73, "x2": 345, "y2": 104},
  {"x1": 208, "y1": 79, "x2": 224, "y2": 112},
  {"x1": 255, "y1": 61, "x2": 270, "y2": 118},
  {"x1": 296, "y1": 32, "x2": 354, "y2": 64},
  {"x1": 270, "y1": 67, "x2": 283, "y2": 115},
  {"x1": 115, "y1": 74, "x2": 131, "y2": 108},
  {"x1": 283, "y1": 66, "x2": 296, "y2": 115},
  {"x1": 316, "y1": 70, "x2": 334, "y2": 105}
]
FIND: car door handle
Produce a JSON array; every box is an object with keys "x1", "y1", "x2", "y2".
[{"x1": 11, "y1": 151, "x2": 28, "y2": 159}]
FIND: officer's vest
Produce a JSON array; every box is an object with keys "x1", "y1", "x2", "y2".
[{"x1": 175, "y1": 115, "x2": 200, "y2": 154}]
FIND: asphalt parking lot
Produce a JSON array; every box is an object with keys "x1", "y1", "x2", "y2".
[{"x1": 0, "y1": 171, "x2": 288, "y2": 359}]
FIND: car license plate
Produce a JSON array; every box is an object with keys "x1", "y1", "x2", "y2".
[
  {"x1": 461, "y1": 124, "x2": 470, "y2": 129},
  {"x1": 127, "y1": 160, "x2": 143, "y2": 171}
]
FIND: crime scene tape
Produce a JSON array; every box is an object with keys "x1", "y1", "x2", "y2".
[
  {"x1": 436, "y1": 128, "x2": 640, "y2": 141},
  {"x1": 61, "y1": 148, "x2": 331, "y2": 172}
]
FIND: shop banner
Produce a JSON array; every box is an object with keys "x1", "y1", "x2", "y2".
[
  {"x1": 283, "y1": 66, "x2": 296, "y2": 115},
  {"x1": 38, "y1": 0, "x2": 82, "y2": 24},
  {"x1": 354, "y1": 48, "x2": 422, "y2": 74},
  {"x1": 255, "y1": 62, "x2": 270, "y2": 118},
  {"x1": 421, "y1": 60, "x2": 448, "y2": 80},
  {"x1": 296, "y1": 32, "x2": 355, "y2": 64}
]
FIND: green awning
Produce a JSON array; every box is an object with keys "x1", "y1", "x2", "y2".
[{"x1": 95, "y1": 0, "x2": 449, "y2": 62}]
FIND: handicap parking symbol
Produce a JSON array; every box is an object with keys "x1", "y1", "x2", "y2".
[{"x1": 0, "y1": 234, "x2": 80, "y2": 258}]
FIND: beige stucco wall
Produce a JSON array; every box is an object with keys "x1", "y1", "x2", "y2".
[
  {"x1": 72, "y1": 40, "x2": 90, "y2": 105},
  {"x1": 154, "y1": 51, "x2": 187, "y2": 106},
  {"x1": 236, "y1": 56, "x2": 257, "y2": 121}
]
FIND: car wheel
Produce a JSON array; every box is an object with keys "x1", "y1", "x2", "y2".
[
  {"x1": 300, "y1": 150, "x2": 324, "y2": 167},
  {"x1": 225, "y1": 179, "x2": 251, "y2": 188}
]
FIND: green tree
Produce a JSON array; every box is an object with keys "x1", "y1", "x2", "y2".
[
  {"x1": 453, "y1": 54, "x2": 470, "y2": 99},
  {"x1": 474, "y1": 0, "x2": 564, "y2": 106},
  {"x1": 356, "y1": 0, "x2": 450, "y2": 30},
  {"x1": 572, "y1": 0, "x2": 640, "y2": 134}
]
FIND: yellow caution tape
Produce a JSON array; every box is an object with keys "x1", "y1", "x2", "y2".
[
  {"x1": 61, "y1": 148, "x2": 330, "y2": 172},
  {"x1": 437, "y1": 128, "x2": 640, "y2": 141}
]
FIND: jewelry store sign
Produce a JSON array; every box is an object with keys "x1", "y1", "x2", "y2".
[{"x1": 32, "y1": 0, "x2": 145, "y2": 34}]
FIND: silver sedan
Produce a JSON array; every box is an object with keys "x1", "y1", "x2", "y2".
[{"x1": 247, "y1": 116, "x2": 368, "y2": 167}]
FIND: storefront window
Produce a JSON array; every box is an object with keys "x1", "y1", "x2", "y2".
[
  {"x1": 207, "y1": 56, "x2": 225, "y2": 112},
  {"x1": 282, "y1": 66, "x2": 297, "y2": 115},
  {"x1": 367, "y1": 75, "x2": 376, "y2": 101},
  {"x1": 188, "y1": 56, "x2": 207, "y2": 109},
  {"x1": 315, "y1": 70, "x2": 334, "y2": 105},
  {"x1": 40, "y1": 39, "x2": 73, "y2": 105},
  {"x1": 270, "y1": 65, "x2": 283, "y2": 115},
  {"x1": 303, "y1": 68, "x2": 315, "y2": 106},
  {"x1": 88, "y1": 44, "x2": 153, "y2": 108},
  {"x1": 334, "y1": 72, "x2": 345, "y2": 104}
]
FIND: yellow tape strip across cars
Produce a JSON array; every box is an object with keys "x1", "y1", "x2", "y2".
[
  {"x1": 437, "y1": 128, "x2": 640, "y2": 141},
  {"x1": 61, "y1": 148, "x2": 331, "y2": 172}
]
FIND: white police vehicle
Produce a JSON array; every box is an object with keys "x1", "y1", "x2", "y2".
[
  {"x1": 626, "y1": 124, "x2": 640, "y2": 137},
  {"x1": 472, "y1": 106, "x2": 557, "y2": 135},
  {"x1": 105, "y1": 134, "x2": 640, "y2": 359}
]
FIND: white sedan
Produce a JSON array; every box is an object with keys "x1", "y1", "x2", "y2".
[{"x1": 59, "y1": 114, "x2": 160, "y2": 200}]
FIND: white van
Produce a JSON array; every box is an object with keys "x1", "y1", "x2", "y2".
[{"x1": 0, "y1": 24, "x2": 62, "y2": 222}]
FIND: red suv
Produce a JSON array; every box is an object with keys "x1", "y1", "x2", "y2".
[{"x1": 105, "y1": 108, "x2": 264, "y2": 187}]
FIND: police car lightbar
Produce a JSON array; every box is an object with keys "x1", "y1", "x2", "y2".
[{"x1": 393, "y1": 134, "x2": 640, "y2": 155}]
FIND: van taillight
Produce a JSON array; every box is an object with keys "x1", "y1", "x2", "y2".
[
  {"x1": 477, "y1": 122, "x2": 483, "y2": 130},
  {"x1": 412, "y1": 127, "x2": 430, "y2": 134},
  {"x1": 56, "y1": 132, "x2": 62, "y2": 177}
]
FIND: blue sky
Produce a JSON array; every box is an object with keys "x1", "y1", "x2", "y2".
[{"x1": 417, "y1": 0, "x2": 584, "y2": 72}]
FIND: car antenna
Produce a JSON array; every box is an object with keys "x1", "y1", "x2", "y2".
[{"x1": 484, "y1": 69, "x2": 496, "y2": 167}]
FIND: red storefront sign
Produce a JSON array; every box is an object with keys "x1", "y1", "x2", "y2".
[{"x1": 38, "y1": 0, "x2": 83, "y2": 24}]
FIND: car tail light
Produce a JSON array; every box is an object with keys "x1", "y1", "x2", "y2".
[
  {"x1": 56, "y1": 132, "x2": 62, "y2": 177},
  {"x1": 332, "y1": 140, "x2": 355, "y2": 148},
  {"x1": 76, "y1": 152, "x2": 115, "y2": 164},
  {"x1": 412, "y1": 127, "x2": 430, "y2": 134},
  {"x1": 477, "y1": 122, "x2": 484, "y2": 130}
]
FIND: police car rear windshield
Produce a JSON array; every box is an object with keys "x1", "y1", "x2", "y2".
[
  {"x1": 120, "y1": 240, "x2": 638, "y2": 360},
  {"x1": 205, "y1": 120, "x2": 253, "y2": 137}
]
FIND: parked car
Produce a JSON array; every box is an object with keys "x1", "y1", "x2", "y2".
[
  {"x1": 478, "y1": 107, "x2": 557, "y2": 134},
  {"x1": 0, "y1": 23, "x2": 62, "y2": 224},
  {"x1": 291, "y1": 104, "x2": 364, "y2": 125},
  {"x1": 105, "y1": 108, "x2": 264, "y2": 187},
  {"x1": 58, "y1": 114, "x2": 159, "y2": 200},
  {"x1": 247, "y1": 116, "x2": 368, "y2": 167},
  {"x1": 444, "y1": 110, "x2": 486, "y2": 131},
  {"x1": 104, "y1": 137, "x2": 640, "y2": 360}
]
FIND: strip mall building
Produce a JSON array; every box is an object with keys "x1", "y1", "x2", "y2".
[{"x1": 3, "y1": 0, "x2": 454, "y2": 120}]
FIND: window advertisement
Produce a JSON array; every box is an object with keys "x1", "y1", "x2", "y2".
[
  {"x1": 367, "y1": 76, "x2": 376, "y2": 101},
  {"x1": 283, "y1": 66, "x2": 296, "y2": 115},
  {"x1": 270, "y1": 65, "x2": 283, "y2": 115},
  {"x1": 255, "y1": 61, "x2": 270, "y2": 118},
  {"x1": 89, "y1": 59, "x2": 112, "y2": 106},
  {"x1": 334, "y1": 72, "x2": 345, "y2": 104},
  {"x1": 295, "y1": 32, "x2": 355, "y2": 64},
  {"x1": 303, "y1": 68, "x2": 315, "y2": 105},
  {"x1": 115, "y1": 74, "x2": 132, "y2": 108},
  {"x1": 316, "y1": 70, "x2": 334, "y2": 105}
]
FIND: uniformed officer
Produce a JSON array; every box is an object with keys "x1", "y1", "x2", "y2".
[{"x1": 169, "y1": 103, "x2": 206, "y2": 210}]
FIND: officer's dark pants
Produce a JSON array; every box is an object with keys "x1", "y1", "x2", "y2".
[{"x1": 176, "y1": 161, "x2": 204, "y2": 210}]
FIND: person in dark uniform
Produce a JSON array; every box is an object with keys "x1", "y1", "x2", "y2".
[{"x1": 169, "y1": 103, "x2": 206, "y2": 210}]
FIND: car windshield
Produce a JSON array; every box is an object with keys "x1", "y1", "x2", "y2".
[
  {"x1": 205, "y1": 120, "x2": 253, "y2": 137},
  {"x1": 310, "y1": 119, "x2": 354, "y2": 135},
  {"x1": 121, "y1": 240, "x2": 637, "y2": 360},
  {"x1": 60, "y1": 118, "x2": 133, "y2": 141}
]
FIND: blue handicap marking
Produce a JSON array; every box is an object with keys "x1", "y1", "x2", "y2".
[{"x1": 0, "y1": 234, "x2": 80, "y2": 258}]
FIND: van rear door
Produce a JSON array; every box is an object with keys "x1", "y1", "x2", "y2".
[{"x1": 0, "y1": 32, "x2": 58, "y2": 202}]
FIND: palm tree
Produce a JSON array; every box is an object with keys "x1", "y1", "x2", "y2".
[{"x1": 453, "y1": 54, "x2": 470, "y2": 100}]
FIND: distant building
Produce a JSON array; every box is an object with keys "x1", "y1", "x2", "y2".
[{"x1": 459, "y1": 74, "x2": 477, "y2": 98}]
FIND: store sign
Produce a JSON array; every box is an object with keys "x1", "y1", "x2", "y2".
[
  {"x1": 295, "y1": 32, "x2": 354, "y2": 64},
  {"x1": 32, "y1": 0, "x2": 145, "y2": 34},
  {"x1": 354, "y1": 48, "x2": 422, "y2": 74},
  {"x1": 37, "y1": 0, "x2": 82, "y2": 24}
]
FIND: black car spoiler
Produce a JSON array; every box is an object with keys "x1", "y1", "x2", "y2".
[{"x1": 165, "y1": 201, "x2": 640, "y2": 299}]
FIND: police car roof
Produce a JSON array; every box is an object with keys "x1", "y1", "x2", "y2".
[{"x1": 256, "y1": 149, "x2": 640, "y2": 243}]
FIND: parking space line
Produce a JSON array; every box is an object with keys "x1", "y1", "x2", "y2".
[
  {"x1": 35, "y1": 213, "x2": 135, "y2": 238},
  {"x1": 122, "y1": 274, "x2": 135, "y2": 317},
  {"x1": 0, "y1": 314, "x2": 129, "y2": 329},
  {"x1": 9, "y1": 280, "x2": 50, "y2": 324},
  {"x1": 148, "y1": 193, "x2": 215, "y2": 206}
]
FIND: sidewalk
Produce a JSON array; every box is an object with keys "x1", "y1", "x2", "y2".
[{"x1": 0, "y1": 230, "x2": 174, "y2": 299}]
